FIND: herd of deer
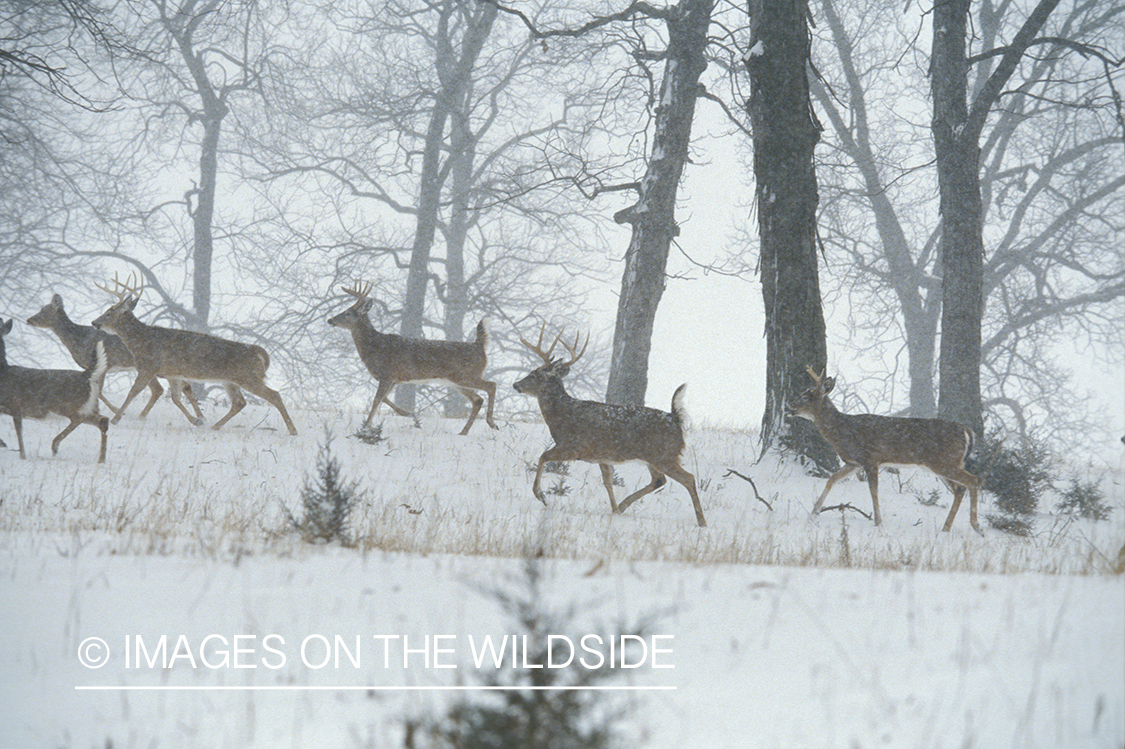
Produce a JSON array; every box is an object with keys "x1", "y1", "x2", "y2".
[{"x1": 0, "y1": 277, "x2": 982, "y2": 532}]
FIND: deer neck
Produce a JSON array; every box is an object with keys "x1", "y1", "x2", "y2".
[
  {"x1": 537, "y1": 379, "x2": 577, "y2": 420},
  {"x1": 54, "y1": 313, "x2": 97, "y2": 356},
  {"x1": 809, "y1": 397, "x2": 848, "y2": 436},
  {"x1": 107, "y1": 311, "x2": 148, "y2": 344},
  {"x1": 354, "y1": 319, "x2": 390, "y2": 348}
]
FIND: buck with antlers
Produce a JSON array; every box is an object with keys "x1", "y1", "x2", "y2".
[
  {"x1": 787, "y1": 366, "x2": 981, "y2": 532},
  {"x1": 27, "y1": 293, "x2": 203, "y2": 421},
  {"x1": 513, "y1": 325, "x2": 707, "y2": 527},
  {"x1": 0, "y1": 318, "x2": 110, "y2": 462},
  {"x1": 327, "y1": 282, "x2": 497, "y2": 435},
  {"x1": 91, "y1": 275, "x2": 298, "y2": 435}
]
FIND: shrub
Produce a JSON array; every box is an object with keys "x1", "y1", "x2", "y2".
[
  {"x1": 352, "y1": 420, "x2": 386, "y2": 446},
  {"x1": 980, "y1": 430, "x2": 1053, "y2": 536},
  {"x1": 1056, "y1": 476, "x2": 1112, "y2": 522},
  {"x1": 286, "y1": 429, "x2": 360, "y2": 544},
  {"x1": 404, "y1": 558, "x2": 646, "y2": 749}
]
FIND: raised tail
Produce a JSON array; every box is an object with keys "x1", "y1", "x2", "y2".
[
  {"x1": 670, "y1": 383, "x2": 689, "y2": 425},
  {"x1": 82, "y1": 339, "x2": 109, "y2": 416},
  {"x1": 474, "y1": 319, "x2": 489, "y2": 350}
]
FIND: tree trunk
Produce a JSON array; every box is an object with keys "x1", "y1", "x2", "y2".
[
  {"x1": 745, "y1": 0, "x2": 836, "y2": 470},
  {"x1": 604, "y1": 0, "x2": 714, "y2": 407},
  {"x1": 190, "y1": 112, "x2": 222, "y2": 330},
  {"x1": 930, "y1": 0, "x2": 985, "y2": 437}
]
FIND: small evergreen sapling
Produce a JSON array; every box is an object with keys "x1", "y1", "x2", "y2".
[{"x1": 287, "y1": 429, "x2": 360, "y2": 544}]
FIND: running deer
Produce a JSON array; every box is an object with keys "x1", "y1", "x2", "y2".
[
  {"x1": 0, "y1": 318, "x2": 110, "y2": 463},
  {"x1": 27, "y1": 293, "x2": 203, "y2": 421},
  {"x1": 327, "y1": 282, "x2": 497, "y2": 435},
  {"x1": 91, "y1": 275, "x2": 298, "y2": 435},
  {"x1": 513, "y1": 325, "x2": 706, "y2": 527},
  {"x1": 786, "y1": 366, "x2": 981, "y2": 532}
]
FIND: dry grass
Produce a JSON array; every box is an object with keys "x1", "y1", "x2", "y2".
[{"x1": 0, "y1": 404, "x2": 1121, "y2": 574}]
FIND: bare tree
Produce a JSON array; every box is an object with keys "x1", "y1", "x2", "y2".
[
  {"x1": 238, "y1": 0, "x2": 614, "y2": 414},
  {"x1": 811, "y1": 0, "x2": 1123, "y2": 444},
  {"x1": 75, "y1": 0, "x2": 272, "y2": 331},
  {"x1": 743, "y1": 0, "x2": 836, "y2": 469}
]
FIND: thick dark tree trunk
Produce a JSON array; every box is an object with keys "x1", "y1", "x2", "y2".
[
  {"x1": 604, "y1": 0, "x2": 714, "y2": 407},
  {"x1": 930, "y1": 0, "x2": 1062, "y2": 438},
  {"x1": 745, "y1": 0, "x2": 836, "y2": 470},
  {"x1": 931, "y1": 0, "x2": 984, "y2": 437}
]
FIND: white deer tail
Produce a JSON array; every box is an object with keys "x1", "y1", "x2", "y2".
[
  {"x1": 81, "y1": 340, "x2": 109, "y2": 416},
  {"x1": 475, "y1": 319, "x2": 489, "y2": 349},
  {"x1": 670, "y1": 383, "x2": 690, "y2": 428}
]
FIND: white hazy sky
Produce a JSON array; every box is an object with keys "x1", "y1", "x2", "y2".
[{"x1": 603, "y1": 114, "x2": 1124, "y2": 453}]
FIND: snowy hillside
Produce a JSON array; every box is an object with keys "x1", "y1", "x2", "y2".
[{"x1": 0, "y1": 398, "x2": 1122, "y2": 748}]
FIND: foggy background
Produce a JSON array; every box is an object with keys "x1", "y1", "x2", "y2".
[{"x1": 2, "y1": 0, "x2": 1121, "y2": 459}]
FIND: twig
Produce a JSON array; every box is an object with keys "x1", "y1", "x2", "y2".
[
  {"x1": 723, "y1": 469, "x2": 773, "y2": 510},
  {"x1": 817, "y1": 503, "x2": 873, "y2": 521}
]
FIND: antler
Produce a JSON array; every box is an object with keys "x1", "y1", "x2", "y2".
[
  {"x1": 557, "y1": 330, "x2": 588, "y2": 368},
  {"x1": 95, "y1": 272, "x2": 143, "y2": 302},
  {"x1": 341, "y1": 281, "x2": 373, "y2": 301},
  {"x1": 519, "y1": 322, "x2": 560, "y2": 364},
  {"x1": 519, "y1": 324, "x2": 588, "y2": 367},
  {"x1": 805, "y1": 365, "x2": 824, "y2": 385}
]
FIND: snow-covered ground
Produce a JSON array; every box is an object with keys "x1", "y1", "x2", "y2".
[{"x1": 1, "y1": 398, "x2": 1122, "y2": 748}]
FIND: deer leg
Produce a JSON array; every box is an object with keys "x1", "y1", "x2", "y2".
[
  {"x1": 242, "y1": 380, "x2": 299, "y2": 436},
  {"x1": 662, "y1": 464, "x2": 707, "y2": 528},
  {"x1": 112, "y1": 372, "x2": 158, "y2": 424},
  {"x1": 864, "y1": 463, "x2": 882, "y2": 526},
  {"x1": 180, "y1": 381, "x2": 204, "y2": 419},
  {"x1": 615, "y1": 466, "x2": 667, "y2": 515},
  {"x1": 460, "y1": 376, "x2": 498, "y2": 431},
  {"x1": 453, "y1": 386, "x2": 485, "y2": 436},
  {"x1": 210, "y1": 384, "x2": 247, "y2": 430},
  {"x1": 811, "y1": 464, "x2": 860, "y2": 516},
  {"x1": 366, "y1": 380, "x2": 401, "y2": 426},
  {"x1": 51, "y1": 419, "x2": 81, "y2": 455},
  {"x1": 168, "y1": 381, "x2": 204, "y2": 426},
  {"x1": 531, "y1": 445, "x2": 576, "y2": 505},
  {"x1": 598, "y1": 463, "x2": 618, "y2": 513},
  {"x1": 137, "y1": 379, "x2": 164, "y2": 418},
  {"x1": 12, "y1": 415, "x2": 26, "y2": 459},
  {"x1": 98, "y1": 392, "x2": 122, "y2": 415},
  {"x1": 940, "y1": 467, "x2": 981, "y2": 533},
  {"x1": 94, "y1": 415, "x2": 108, "y2": 463}
]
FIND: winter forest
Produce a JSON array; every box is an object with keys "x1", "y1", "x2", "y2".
[{"x1": 1, "y1": 0, "x2": 1124, "y2": 747}]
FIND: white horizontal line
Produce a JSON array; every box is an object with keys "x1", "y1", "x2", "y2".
[{"x1": 75, "y1": 685, "x2": 676, "y2": 692}]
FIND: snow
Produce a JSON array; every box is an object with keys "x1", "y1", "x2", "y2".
[{"x1": 0, "y1": 400, "x2": 1122, "y2": 748}]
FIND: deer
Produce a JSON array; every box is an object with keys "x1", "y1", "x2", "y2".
[
  {"x1": 786, "y1": 366, "x2": 981, "y2": 532},
  {"x1": 513, "y1": 325, "x2": 707, "y2": 527},
  {"x1": 27, "y1": 293, "x2": 203, "y2": 422},
  {"x1": 0, "y1": 318, "x2": 110, "y2": 463},
  {"x1": 327, "y1": 281, "x2": 497, "y2": 435},
  {"x1": 91, "y1": 274, "x2": 298, "y2": 435}
]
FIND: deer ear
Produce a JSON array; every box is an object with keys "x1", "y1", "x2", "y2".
[
  {"x1": 359, "y1": 298, "x2": 374, "y2": 315},
  {"x1": 1, "y1": 318, "x2": 11, "y2": 334},
  {"x1": 822, "y1": 377, "x2": 836, "y2": 393},
  {"x1": 554, "y1": 362, "x2": 571, "y2": 379},
  {"x1": 51, "y1": 293, "x2": 64, "y2": 307},
  {"x1": 124, "y1": 296, "x2": 139, "y2": 312}
]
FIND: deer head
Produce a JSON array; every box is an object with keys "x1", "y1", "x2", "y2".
[
  {"x1": 513, "y1": 324, "x2": 588, "y2": 397},
  {"x1": 92, "y1": 273, "x2": 144, "y2": 334},
  {"x1": 327, "y1": 281, "x2": 375, "y2": 329},
  {"x1": 787, "y1": 366, "x2": 837, "y2": 421}
]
